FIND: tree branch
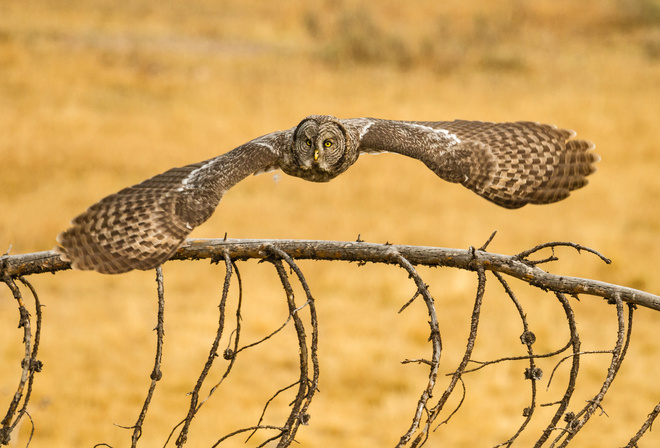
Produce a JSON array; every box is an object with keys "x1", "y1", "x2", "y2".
[{"x1": 3, "y1": 238, "x2": 658, "y2": 311}]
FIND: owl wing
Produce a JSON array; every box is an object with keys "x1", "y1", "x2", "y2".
[
  {"x1": 55, "y1": 131, "x2": 289, "y2": 274},
  {"x1": 343, "y1": 118, "x2": 598, "y2": 209}
]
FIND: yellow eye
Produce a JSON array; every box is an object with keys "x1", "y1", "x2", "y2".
[
  {"x1": 305, "y1": 139, "x2": 312, "y2": 146},
  {"x1": 324, "y1": 140, "x2": 332, "y2": 147}
]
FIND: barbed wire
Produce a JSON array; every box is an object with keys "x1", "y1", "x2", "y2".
[{"x1": 1, "y1": 236, "x2": 659, "y2": 447}]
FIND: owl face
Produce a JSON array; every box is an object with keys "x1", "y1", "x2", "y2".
[{"x1": 281, "y1": 115, "x2": 358, "y2": 182}]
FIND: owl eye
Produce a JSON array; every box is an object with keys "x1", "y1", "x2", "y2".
[
  {"x1": 305, "y1": 139, "x2": 312, "y2": 147},
  {"x1": 324, "y1": 140, "x2": 332, "y2": 147}
]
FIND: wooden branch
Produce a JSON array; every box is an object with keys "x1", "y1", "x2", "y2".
[{"x1": 2, "y1": 238, "x2": 659, "y2": 311}]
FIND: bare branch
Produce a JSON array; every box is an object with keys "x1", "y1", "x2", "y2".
[
  {"x1": 1, "y1": 274, "x2": 35, "y2": 445},
  {"x1": 627, "y1": 401, "x2": 660, "y2": 446},
  {"x1": 492, "y1": 271, "x2": 538, "y2": 447},
  {"x1": 2, "y1": 237, "x2": 659, "y2": 447},
  {"x1": 128, "y1": 266, "x2": 166, "y2": 447},
  {"x1": 267, "y1": 245, "x2": 320, "y2": 447},
  {"x1": 391, "y1": 253, "x2": 441, "y2": 448},
  {"x1": 537, "y1": 292, "x2": 581, "y2": 447},
  {"x1": 4, "y1": 239, "x2": 656, "y2": 310},
  {"x1": 175, "y1": 252, "x2": 235, "y2": 447}
]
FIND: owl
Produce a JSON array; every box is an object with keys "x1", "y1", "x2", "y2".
[{"x1": 55, "y1": 115, "x2": 598, "y2": 274}]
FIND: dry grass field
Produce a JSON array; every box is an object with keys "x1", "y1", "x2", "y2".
[{"x1": 2, "y1": 0, "x2": 660, "y2": 446}]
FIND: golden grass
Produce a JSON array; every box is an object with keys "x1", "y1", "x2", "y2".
[{"x1": 2, "y1": 0, "x2": 660, "y2": 446}]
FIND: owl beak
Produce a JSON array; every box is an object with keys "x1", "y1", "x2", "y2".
[{"x1": 313, "y1": 148, "x2": 320, "y2": 162}]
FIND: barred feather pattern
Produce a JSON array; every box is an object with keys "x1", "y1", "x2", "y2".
[
  {"x1": 56, "y1": 164, "x2": 208, "y2": 274},
  {"x1": 418, "y1": 120, "x2": 599, "y2": 209},
  {"x1": 56, "y1": 140, "x2": 280, "y2": 274},
  {"x1": 56, "y1": 116, "x2": 598, "y2": 274}
]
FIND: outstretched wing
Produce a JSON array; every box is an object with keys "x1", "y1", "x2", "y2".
[
  {"x1": 55, "y1": 132, "x2": 287, "y2": 274},
  {"x1": 344, "y1": 118, "x2": 598, "y2": 209}
]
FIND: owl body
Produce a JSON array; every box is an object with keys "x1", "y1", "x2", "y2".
[{"x1": 56, "y1": 115, "x2": 598, "y2": 274}]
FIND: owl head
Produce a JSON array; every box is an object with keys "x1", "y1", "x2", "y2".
[{"x1": 280, "y1": 115, "x2": 359, "y2": 182}]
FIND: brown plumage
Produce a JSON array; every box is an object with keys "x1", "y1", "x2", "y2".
[{"x1": 56, "y1": 115, "x2": 599, "y2": 274}]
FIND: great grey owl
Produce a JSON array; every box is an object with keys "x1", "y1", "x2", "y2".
[{"x1": 55, "y1": 115, "x2": 599, "y2": 274}]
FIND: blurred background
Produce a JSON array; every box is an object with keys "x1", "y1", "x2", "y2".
[{"x1": 1, "y1": 0, "x2": 660, "y2": 446}]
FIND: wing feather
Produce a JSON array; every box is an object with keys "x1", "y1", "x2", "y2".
[
  {"x1": 56, "y1": 133, "x2": 285, "y2": 273},
  {"x1": 55, "y1": 116, "x2": 599, "y2": 274},
  {"x1": 346, "y1": 118, "x2": 598, "y2": 209}
]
